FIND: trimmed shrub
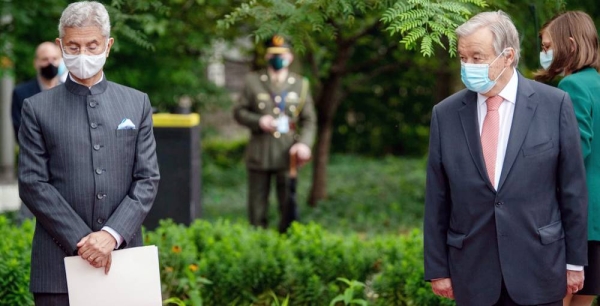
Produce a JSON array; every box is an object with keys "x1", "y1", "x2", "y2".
[
  {"x1": 0, "y1": 216, "x2": 452, "y2": 306},
  {"x1": 0, "y1": 216, "x2": 34, "y2": 306}
]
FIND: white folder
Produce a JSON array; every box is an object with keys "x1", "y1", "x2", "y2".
[{"x1": 64, "y1": 245, "x2": 162, "y2": 306}]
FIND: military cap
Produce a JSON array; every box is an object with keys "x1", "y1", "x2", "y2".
[{"x1": 265, "y1": 34, "x2": 292, "y2": 54}]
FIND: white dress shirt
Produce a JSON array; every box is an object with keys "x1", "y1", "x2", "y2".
[
  {"x1": 477, "y1": 68, "x2": 518, "y2": 189},
  {"x1": 476, "y1": 68, "x2": 582, "y2": 271}
]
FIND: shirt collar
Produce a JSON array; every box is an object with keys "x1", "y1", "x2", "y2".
[
  {"x1": 68, "y1": 72, "x2": 105, "y2": 87},
  {"x1": 65, "y1": 72, "x2": 108, "y2": 96},
  {"x1": 478, "y1": 68, "x2": 519, "y2": 105}
]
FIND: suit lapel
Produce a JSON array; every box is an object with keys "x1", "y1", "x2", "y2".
[
  {"x1": 497, "y1": 75, "x2": 538, "y2": 190},
  {"x1": 458, "y1": 90, "x2": 495, "y2": 191}
]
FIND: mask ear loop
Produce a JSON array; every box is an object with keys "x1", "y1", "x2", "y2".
[{"x1": 491, "y1": 48, "x2": 511, "y2": 82}]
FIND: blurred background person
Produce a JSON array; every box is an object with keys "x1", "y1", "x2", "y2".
[
  {"x1": 233, "y1": 35, "x2": 316, "y2": 233},
  {"x1": 535, "y1": 10, "x2": 600, "y2": 306},
  {"x1": 11, "y1": 41, "x2": 62, "y2": 223}
]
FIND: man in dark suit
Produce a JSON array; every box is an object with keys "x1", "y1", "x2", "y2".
[
  {"x1": 18, "y1": 1, "x2": 160, "y2": 305},
  {"x1": 12, "y1": 42, "x2": 62, "y2": 142},
  {"x1": 12, "y1": 42, "x2": 62, "y2": 222},
  {"x1": 424, "y1": 11, "x2": 588, "y2": 306}
]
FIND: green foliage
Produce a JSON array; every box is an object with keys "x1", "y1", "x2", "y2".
[
  {"x1": 106, "y1": 0, "x2": 241, "y2": 112},
  {"x1": 145, "y1": 220, "x2": 446, "y2": 305},
  {"x1": 371, "y1": 230, "x2": 455, "y2": 305},
  {"x1": 0, "y1": 0, "x2": 68, "y2": 79},
  {"x1": 330, "y1": 278, "x2": 368, "y2": 306},
  {"x1": 381, "y1": 0, "x2": 487, "y2": 57},
  {"x1": 202, "y1": 137, "x2": 248, "y2": 169},
  {"x1": 2, "y1": 0, "x2": 239, "y2": 112},
  {"x1": 1, "y1": 0, "x2": 165, "y2": 79},
  {"x1": 163, "y1": 297, "x2": 187, "y2": 306},
  {"x1": 0, "y1": 213, "x2": 452, "y2": 305},
  {"x1": 202, "y1": 152, "x2": 427, "y2": 234},
  {"x1": 332, "y1": 37, "x2": 439, "y2": 156},
  {"x1": 220, "y1": 0, "x2": 485, "y2": 57},
  {"x1": 0, "y1": 216, "x2": 34, "y2": 306},
  {"x1": 269, "y1": 291, "x2": 290, "y2": 306}
]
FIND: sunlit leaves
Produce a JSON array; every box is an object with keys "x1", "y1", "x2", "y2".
[{"x1": 382, "y1": 0, "x2": 487, "y2": 57}]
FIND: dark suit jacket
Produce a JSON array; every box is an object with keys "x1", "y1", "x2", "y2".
[
  {"x1": 18, "y1": 76, "x2": 160, "y2": 293},
  {"x1": 424, "y1": 73, "x2": 588, "y2": 305},
  {"x1": 12, "y1": 78, "x2": 41, "y2": 143}
]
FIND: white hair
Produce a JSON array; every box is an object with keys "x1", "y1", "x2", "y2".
[
  {"x1": 58, "y1": 1, "x2": 110, "y2": 38},
  {"x1": 456, "y1": 10, "x2": 520, "y2": 67}
]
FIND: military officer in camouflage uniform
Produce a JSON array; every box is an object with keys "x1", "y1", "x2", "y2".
[{"x1": 233, "y1": 35, "x2": 317, "y2": 232}]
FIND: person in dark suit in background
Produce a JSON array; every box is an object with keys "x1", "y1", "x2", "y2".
[
  {"x1": 12, "y1": 42, "x2": 62, "y2": 142},
  {"x1": 424, "y1": 10, "x2": 588, "y2": 306},
  {"x1": 535, "y1": 11, "x2": 600, "y2": 306},
  {"x1": 11, "y1": 42, "x2": 62, "y2": 222},
  {"x1": 18, "y1": 1, "x2": 160, "y2": 305}
]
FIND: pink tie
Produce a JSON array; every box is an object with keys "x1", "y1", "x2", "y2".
[{"x1": 481, "y1": 95, "x2": 504, "y2": 187}]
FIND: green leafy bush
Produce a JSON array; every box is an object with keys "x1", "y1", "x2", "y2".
[
  {"x1": 0, "y1": 216, "x2": 34, "y2": 306},
  {"x1": 0, "y1": 216, "x2": 452, "y2": 305},
  {"x1": 202, "y1": 137, "x2": 248, "y2": 169}
]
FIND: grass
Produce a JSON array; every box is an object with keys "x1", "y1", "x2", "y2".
[
  {"x1": 1, "y1": 152, "x2": 427, "y2": 237},
  {"x1": 201, "y1": 154, "x2": 427, "y2": 236}
]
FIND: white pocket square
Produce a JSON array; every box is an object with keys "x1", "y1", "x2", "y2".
[{"x1": 117, "y1": 118, "x2": 136, "y2": 130}]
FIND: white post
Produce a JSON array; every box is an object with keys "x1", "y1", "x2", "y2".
[{"x1": 0, "y1": 74, "x2": 15, "y2": 183}]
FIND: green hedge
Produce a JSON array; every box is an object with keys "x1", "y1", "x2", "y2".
[
  {"x1": 0, "y1": 216, "x2": 452, "y2": 306},
  {"x1": 0, "y1": 217, "x2": 34, "y2": 306}
]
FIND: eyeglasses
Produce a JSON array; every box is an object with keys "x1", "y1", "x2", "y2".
[{"x1": 59, "y1": 39, "x2": 108, "y2": 56}]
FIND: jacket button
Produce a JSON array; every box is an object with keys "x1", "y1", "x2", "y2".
[
  {"x1": 97, "y1": 193, "x2": 105, "y2": 200},
  {"x1": 95, "y1": 168, "x2": 103, "y2": 175},
  {"x1": 93, "y1": 144, "x2": 101, "y2": 151},
  {"x1": 495, "y1": 202, "x2": 503, "y2": 207},
  {"x1": 90, "y1": 123, "x2": 98, "y2": 129},
  {"x1": 97, "y1": 218, "x2": 104, "y2": 224},
  {"x1": 89, "y1": 102, "x2": 97, "y2": 108}
]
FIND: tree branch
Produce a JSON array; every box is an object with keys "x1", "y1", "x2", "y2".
[
  {"x1": 341, "y1": 19, "x2": 381, "y2": 48},
  {"x1": 346, "y1": 41, "x2": 399, "y2": 73},
  {"x1": 350, "y1": 62, "x2": 408, "y2": 86}
]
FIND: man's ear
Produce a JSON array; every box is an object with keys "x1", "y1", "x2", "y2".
[
  {"x1": 503, "y1": 48, "x2": 515, "y2": 67},
  {"x1": 106, "y1": 37, "x2": 114, "y2": 57}
]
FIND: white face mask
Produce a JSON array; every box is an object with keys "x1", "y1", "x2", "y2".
[{"x1": 60, "y1": 40, "x2": 108, "y2": 80}]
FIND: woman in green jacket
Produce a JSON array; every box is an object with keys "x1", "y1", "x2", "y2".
[{"x1": 535, "y1": 11, "x2": 600, "y2": 306}]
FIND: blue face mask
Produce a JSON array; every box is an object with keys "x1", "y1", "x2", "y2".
[
  {"x1": 461, "y1": 49, "x2": 508, "y2": 94},
  {"x1": 58, "y1": 59, "x2": 67, "y2": 76},
  {"x1": 268, "y1": 55, "x2": 289, "y2": 71},
  {"x1": 539, "y1": 50, "x2": 553, "y2": 70}
]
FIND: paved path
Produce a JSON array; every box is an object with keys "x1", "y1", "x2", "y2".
[{"x1": 0, "y1": 183, "x2": 20, "y2": 213}]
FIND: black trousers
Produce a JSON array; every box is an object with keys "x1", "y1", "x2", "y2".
[
  {"x1": 34, "y1": 293, "x2": 69, "y2": 306},
  {"x1": 492, "y1": 281, "x2": 562, "y2": 306},
  {"x1": 247, "y1": 169, "x2": 295, "y2": 232}
]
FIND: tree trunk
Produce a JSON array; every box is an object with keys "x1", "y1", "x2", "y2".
[
  {"x1": 307, "y1": 44, "x2": 351, "y2": 207},
  {"x1": 308, "y1": 115, "x2": 334, "y2": 206}
]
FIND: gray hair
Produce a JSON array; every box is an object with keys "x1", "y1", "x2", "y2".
[
  {"x1": 58, "y1": 1, "x2": 110, "y2": 38},
  {"x1": 456, "y1": 10, "x2": 520, "y2": 67}
]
